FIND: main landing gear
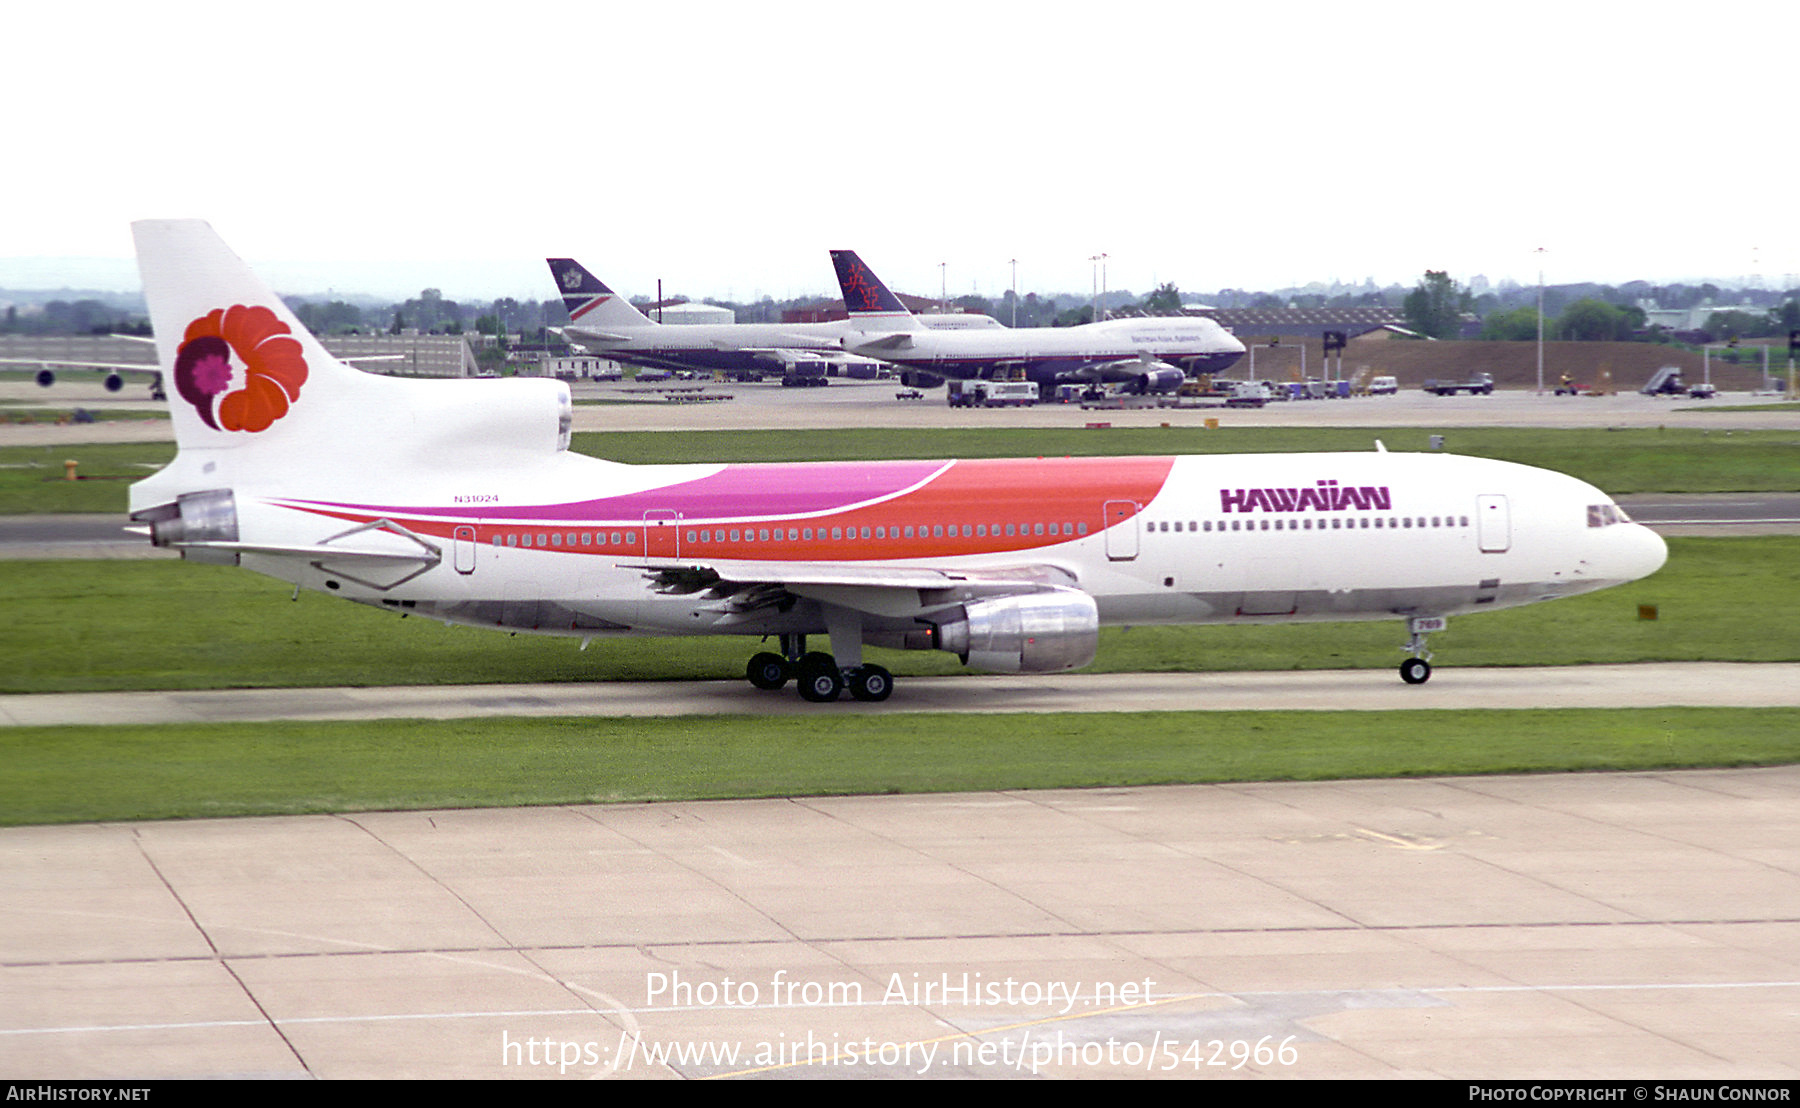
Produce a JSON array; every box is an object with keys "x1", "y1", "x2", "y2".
[
  {"x1": 1400, "y1": 616, "x2": 1446, "y2": 685},
  {"x1": 746, "y1": 634, "x2": 893, "y2": 703}
]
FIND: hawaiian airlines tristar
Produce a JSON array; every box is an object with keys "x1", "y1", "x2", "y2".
[{"x1": 128, "y1": 221, "x2": 1667, "y2": 702}]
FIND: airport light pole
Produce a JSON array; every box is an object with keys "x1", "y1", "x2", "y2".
[
  {"x1": 1089, "y1": 253, "x2": 1108, "y2": 323},
  {"x1": 1534, "y1": 247, "x2": 1547, "y2": 394},
  {"x1": 1009, "y1": 258, "x2": 1018, "y2": 327},
  {"x1": 1089, "y1": 255, "x2": 1100, "y2": 324},
  {"x1": 939, "y1": 262, "x2": 947, "y2": 313}
]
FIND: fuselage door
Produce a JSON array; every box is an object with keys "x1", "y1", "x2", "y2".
[
  {"x1": 1103, "y1": 500, "x2": 1140, "y2": 561},
  {"x1": 1477, "y1": 494, "x2": 1511, "y2": 553},
  {"x1": 453, "y1": 525, "x2": 477, "y2": 574},
  {"x1": 644, "y1": 510, "x2": 681, "y2": 559}
]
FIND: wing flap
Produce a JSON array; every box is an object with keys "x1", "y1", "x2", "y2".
[
  {"x1": 622, "y1": 557, "x2": 1079, "y2": 622},
  {"x1": 621, "y1": 557, "x2": 1074, "y2": 592}
]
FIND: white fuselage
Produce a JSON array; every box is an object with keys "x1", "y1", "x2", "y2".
[
  {"x1": 185, "y1": 446, "x2": 1665, "y2": 647},
  {"x1": 129, "y1": 220, "x2": 1667, "y2": 692}
]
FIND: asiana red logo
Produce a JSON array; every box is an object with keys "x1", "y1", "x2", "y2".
[{"x1": 173, "y1": 305, "x2": 309, "y2": 432}]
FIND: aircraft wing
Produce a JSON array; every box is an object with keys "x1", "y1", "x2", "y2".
[
  {"x1": 563, "y1": 324, "x2": 638, "y2": 345},
  {"x1": 622, "y1": 557, "x2": 1078, "y2": 621},
  {"x1": 4, "y1": 358, "x2": 165, "y2": 396},
  {"x1": 0, "y1": 358, "x2": 159, "y2": 373},
  {"x1": 713, "y1": 334, "x2": 839, "y2": 351}
]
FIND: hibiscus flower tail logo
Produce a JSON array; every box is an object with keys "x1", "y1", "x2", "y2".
[{"x1": 172, "y1": 305, "x2": 309, "y2": 432}]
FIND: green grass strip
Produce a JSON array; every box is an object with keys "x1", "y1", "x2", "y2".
[
  {"x1": 2, "y1": 537, "x2": 1794, "y2": 695},
  {"x1": 3, "y1": 425, "x2": 1796, "y2": 512},
  {"x1": 2, "y1": 707, "x2": 1795, "y2": 826}
]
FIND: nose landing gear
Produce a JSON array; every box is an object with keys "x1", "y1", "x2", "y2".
[{"x1": 1400, "y1": 616, "x2": 1445, "y2": 685}]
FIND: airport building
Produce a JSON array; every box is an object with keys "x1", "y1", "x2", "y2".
[
  {"x1": 1, "y1": 333, "x2": 479, "y2": 378},
  {"x1": 1179, "y1": 305, "x2": 1412, "y2": 343}
]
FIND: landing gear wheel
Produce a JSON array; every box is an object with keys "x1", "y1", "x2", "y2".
[
  {"x1": 747, "y1": 652, "x2": 790, "y2": 691},
  {"x1": 848, "y1": 664, "x2": 893, "y2": 702},
  {"x1": 795, "y1": 653, "x2": 843, "y2": 703},
  {"x1": 1399, "y1": 657, "x2": 1432, "y2": 685}
]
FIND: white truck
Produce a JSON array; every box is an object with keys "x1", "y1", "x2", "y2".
[{"x1": 946, "y1": 380, "x2": 1039, "y2": 408}]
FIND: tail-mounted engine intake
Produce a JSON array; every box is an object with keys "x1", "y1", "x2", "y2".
[{"x1": 931, "y1": 588, "x2": 1099, "y2": 673}]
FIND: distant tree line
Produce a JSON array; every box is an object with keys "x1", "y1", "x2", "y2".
[
  {"x1": 0, "y1": 299, "x2": 148, "y2": 335},
  {"x1": 8, "y1": 270, "x2": 1798, "y2": 345},
  {"x1": 1398, "y1": 271, "x2": 1800, "y2": 345}
]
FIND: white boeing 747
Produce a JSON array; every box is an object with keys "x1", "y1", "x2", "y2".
[
  {"x1": 128, "y1": 221, "x2": 1667, "y2": 702},
  {"x1": 832, "y1": 250, "x2": 1247, "y2": 394},
  {"x1": 549, "y1": 257, "x2": 1000, "y2": 381}
]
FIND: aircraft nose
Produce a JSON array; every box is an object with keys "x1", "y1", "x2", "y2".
[{"x1": 1611, "y1": 522, "x2": 1668, "y2": 583}]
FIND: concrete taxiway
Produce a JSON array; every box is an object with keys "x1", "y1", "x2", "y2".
[
  {"x1": 3, "y1": 663, "x2": 1800, "y2": 727},
  {"x1": 4, "y1": 767, "x2": 1798, "y2": 1079}
]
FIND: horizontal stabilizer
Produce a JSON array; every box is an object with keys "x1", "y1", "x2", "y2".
[
  {"x1": 563, "y1": 325, "x2": 638, "y2": 344},
  {"x1": 849, "y1": 332, "x2": 916, "y2": 352},
  {"x1": 175, "y1": 540, "x2": 439, "y2": 563}
]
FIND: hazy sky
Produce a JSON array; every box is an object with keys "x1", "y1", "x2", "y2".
[{"x1": 6, "y1": 1, "x2": 1795, "y2": 305}]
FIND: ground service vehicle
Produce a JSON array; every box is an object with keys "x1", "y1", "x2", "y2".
[
  {"x1": 1423, "y1": 372, "x2": 1494, "y2": 396},
  {"x1": 946, "y1": 380, "x2": 1038, "y2": 408}
]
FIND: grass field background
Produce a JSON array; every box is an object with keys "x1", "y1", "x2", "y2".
[{"x1": 3, "y1": 425, "x2": 1797, "y2": 513}]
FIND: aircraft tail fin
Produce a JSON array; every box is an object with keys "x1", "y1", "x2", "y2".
[
  {"x1": 830, "y1": 250, "x2": 921, "y2": 329},
  {"x1": 132, "y1": 219, "x2": 382, "y2": 453},
  {"x1": 129, "y1": 220, "x2": 571, "y2": 520},
  {"x1": 547, "y1": 258, "x2": 653, "y2": 331}
]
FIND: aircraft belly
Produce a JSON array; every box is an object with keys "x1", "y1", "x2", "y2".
[{"x1": 1096, "y1": 578, "x2": 1568, "y2": 628}]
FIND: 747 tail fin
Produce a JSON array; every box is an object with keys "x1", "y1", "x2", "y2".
[
  {"x1": 547, "y1": 258, "x2": 654, "y2": 337},
  {"x1": 830, "y1": 250, "x2": 921, "y2": 330}
]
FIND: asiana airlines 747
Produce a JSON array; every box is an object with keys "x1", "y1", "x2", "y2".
[{"x1": 127, "y1": 221, "x2": 1667, "y2": 703}]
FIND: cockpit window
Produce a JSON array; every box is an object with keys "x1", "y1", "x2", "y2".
[{"x1": 1587, "y1": 503, "x2": 1630, "y2": 527}]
